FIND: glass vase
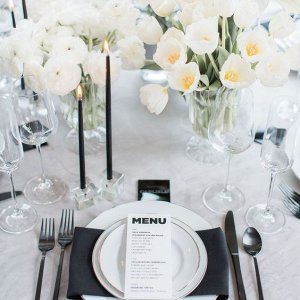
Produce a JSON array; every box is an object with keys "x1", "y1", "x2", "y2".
[
  {"x1": 60, "y1": 76, "x2": 106, "y2": 155},
  {"x1": 186, "y1": 89, "x2": 225, "y2": 165}
]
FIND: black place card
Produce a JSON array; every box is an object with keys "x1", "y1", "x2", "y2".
[{"x1": 138, "y1": 180, "x2": 170, "y2": 202}]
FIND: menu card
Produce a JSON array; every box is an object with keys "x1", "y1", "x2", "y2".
[{"x1": 124, "y1": 214, "x2": 172, "y2": 299}]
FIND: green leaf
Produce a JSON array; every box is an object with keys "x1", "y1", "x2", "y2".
[
  {"x1": 200, "y1": 74, "x2": 210, "y2": 87},
  {"x1": 217, "y1": 47, "x2": 230, "y2": 69},
  {"x1": 142, "y1": 61, "x2": 162, "y2": 71},
  {"x1": 209, "y1": 80, "x2": 222, "y2": 92}
]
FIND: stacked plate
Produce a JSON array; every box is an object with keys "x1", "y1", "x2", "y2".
[
  {"x1": 83, "y1": 201, "x2": 218, "y2": 300},
  {"x1": 280, "y1": 182, "x2": 300, "y2": 218}
]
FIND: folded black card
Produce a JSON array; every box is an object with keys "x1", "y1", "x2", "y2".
[
  {"x1": 67, "y1": 227, "x2": 229, "y2": 299},
  {"x1": 138, "y1": 180, "x2": 170, "y2": 202}
]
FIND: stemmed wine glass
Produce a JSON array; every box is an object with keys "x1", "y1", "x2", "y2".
[
  {"x1": 13, "y1": 78, "x2": 68, "y2": 204},
  {"x1": 246, "y1": 97, "x2": 299, "y2": 234},
  {"x1": 0, "y1": 93, "x2": 38, "y2": 233},
  {"x1": 203, "y1": 87, "x2": 255, "y2": 214}
]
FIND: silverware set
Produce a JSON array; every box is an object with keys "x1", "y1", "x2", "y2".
[
  {"x1": 279, "y1": 182, "x2": 300, "y2": 218},
  {"x1": 225, "y1": 211, "x2": 264, "y2": 300},
  {"x1": 35, "y1": 209, "x2": 74, "y2": 300}
]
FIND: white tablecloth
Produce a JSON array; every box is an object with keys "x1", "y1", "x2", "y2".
[{"x1": 1, "y1": 70, "x2": 300, "y2": 300}]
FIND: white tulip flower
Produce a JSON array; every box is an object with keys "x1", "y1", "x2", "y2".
[
  {"x1": 167, "y1": 62, "x2": 200, "y2": 93},
  {"x1": 255, "y1": 52, "x2": 290, "y2": 87},
  {"x1": 178, "y1": 2, "x2": 198, "y2": 27},
  {"x1": 82, "y1": 51, "x2": 121, "y2": 86},
  {"x1": 24, "y1": 62, "x2": 46, "y2": 93},
  {"x1": 214, "y1": 0, "x2": 236, "y2": 17},
  {"x1": 234, "y1": 0, "x2": 260, "y2": 29},
  {"x1": 277, "y1": 0, "x2": 300, "y2": 14},
  {"x1": 44, "y1": 57, "x2": 82, "y2": 96},
  {"x1": 140, "y1": 84, "x2": 169, "y2": 115},
  {"x1": 286, "y1": 44, "x2": 300, "y2": 71},
  {"x1": 117, "y1": 36, "x2": 146, "y2": 70},
  {"x1": 153, "y1": 38, "x2": 187, "y2": 70},
  {"x1": 220, "y1": 54, "x2": 256, "y2": 89},
  {"x1": 136, "y1": 16, "x2": 163, "y2": 45},
  {"x1": 237, "y1": 28, "x2": 274, "y2": 63},
  {"x1": 185, "y1": 17, "x2": 219, "y2": 55},
  {"x1": 50, "y1": 37, "x2": 88, "y2": 65},
  {"x1": 160, "y1": 28, "x2": 185, "y2": 44},
  {"x1": 269, "y1": 11, "x2": 296, "y2": 39},
  {"x1": 149, "y1": 0, "x2": 176, "y2": 17}
]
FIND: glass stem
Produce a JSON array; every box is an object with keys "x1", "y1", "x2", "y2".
[
  {"x1": 265, "y1": 173, "x2": 276, "y2": 213},
  {"x1": 37, "y1": 143, "x2": 46, "y2": 182},
  {"x1": 9, "y1": 172, "x2": 17, "y2": 205},
  {"x1": 223, "y1": 152, "x2": 231, "y2": 193}
]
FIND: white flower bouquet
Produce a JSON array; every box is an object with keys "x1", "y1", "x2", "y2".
[{"x1": 138, "y1": 0, "x2": 299, "y2": 115}]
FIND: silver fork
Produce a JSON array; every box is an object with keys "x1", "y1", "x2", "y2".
[
  {"x1": 35, "y1": 218, "x2": 55, "y2": 300},
  {"x1": 53, "y1": 209, "x2": 74, "y2": 300}
]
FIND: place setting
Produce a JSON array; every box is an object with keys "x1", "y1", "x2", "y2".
[{"x1": 1, "y1": 0, "x2": 300, "y2": 299}]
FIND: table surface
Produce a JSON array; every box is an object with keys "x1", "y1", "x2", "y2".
[{"x1": 1, "y1": 70, "x2": 300, "y2": 300}]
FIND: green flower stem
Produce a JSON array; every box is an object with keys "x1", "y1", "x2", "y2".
[
  {"x1": 222, "y1": 17, "x2": 226, "y2": 48},
  {"x1": 207, "y1": 54, "x2": 219, "y2": 77}
]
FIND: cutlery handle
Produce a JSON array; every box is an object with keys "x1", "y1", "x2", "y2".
[
  {"x1": 254, "y1": 257, "x2": 264, "y2": 300},
  {"x1": 35, "y1": 252, "x2": 46, "y2": 300},
  {"x1": 53, "y1": 248, "x2": 65, "y2": 300},
  {"x1": 232, "y1": 255, "x2": 247, "y2": 300}
]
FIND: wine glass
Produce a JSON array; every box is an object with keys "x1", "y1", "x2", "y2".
[
  {"x1": 0, "y1": 93, "x2": 38, "y2": 233},
  {"x1": 13, "y1": 78, "x2": 68, "y2": 204},
  {"x1": 202, "y1": 87, "x2": 255, "y2": 214},
  {"x1": 246, "y1": 97, "x2": 299, "y2": 234}
]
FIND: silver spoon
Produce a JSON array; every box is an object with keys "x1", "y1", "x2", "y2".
[{"x1": 242, "y1": 227, "x2": 264, "y2": 300}]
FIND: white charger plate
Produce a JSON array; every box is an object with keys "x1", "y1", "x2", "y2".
[
  {"x1": 93, "y1": 218, "x2": 207, "y2": 300},
  {"x1": 84, "y1": 200, "x2": 217, "y2": 300}
]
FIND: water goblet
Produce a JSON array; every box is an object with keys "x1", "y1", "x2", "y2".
[
  {"x1": 202, "y1": 87, "x2": 255, "y2": 214},
  {"x1": 0, "y1": 93, "x2": 38, "y2": 233},
  {"x1": 13, "y1": 79, "x2": 68, "y2": 204},
  {"x1": 246, "y1": 97, "x2": 299, "y2": 234}
]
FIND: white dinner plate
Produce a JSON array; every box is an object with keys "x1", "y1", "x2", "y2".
[
  {"x1": 92, "y1": 218, "x2": 207, "y2": 299},
  {"x1": 84, "y1": 200, "x2": 217, "y2": 300}
]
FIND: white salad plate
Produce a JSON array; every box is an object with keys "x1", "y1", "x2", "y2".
[
  {"x1": 83, "y1": 200, "x2": 217, "y2": 300},
  {"x1": 92, "y1": 218, "x2": 207, "y2": 300}
]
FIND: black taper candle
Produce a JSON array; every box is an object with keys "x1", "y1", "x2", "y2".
[
  {"x1": 22, "y1": 0, "x2": 28, "y2": 19},
  {"x1": 76, "y1": 85, "x2": 86, "y2": 190},
  {"x1": 11, "y1": 11, "x2": 16, "y2": 28},
  {"x1": 105, "y1": 41, "x2": 113, "y2": 180}
]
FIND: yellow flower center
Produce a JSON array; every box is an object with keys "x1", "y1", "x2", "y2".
[
  {"x1": 167, "y1": 51, "x2": 180, "y2": 64},
  {"x1": 224, "y1": 70, "x2": 240, "y2": 82},
  {"x1": 246, "y1": 43, "x2": 260, "y2": 56},
  {"x1": 182, "y1": 75, "x2": 195, "y2": 91},
  {"x1": 202, "y1": 35, "x2": 211, "y2": 41}
]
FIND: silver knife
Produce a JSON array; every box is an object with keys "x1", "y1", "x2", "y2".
[
  {"x1": 225, "y1": 211, "x2": 247, "y2": 300},
  {"x1": 0, "y1": 191, "x2": 22, "y2": 201}
]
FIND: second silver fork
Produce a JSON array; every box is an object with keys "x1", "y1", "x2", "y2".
[{"x1": 35, "y1": 218, "x2": 55, "y2": 300}]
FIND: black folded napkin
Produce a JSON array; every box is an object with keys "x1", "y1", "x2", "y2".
[{"x1": 67, "y1": 227, "x2": 229, "y2": 300}]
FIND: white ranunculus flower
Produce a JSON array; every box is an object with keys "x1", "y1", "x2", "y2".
[
  {"x1": 44, "y1": 57, "x2": 81, "y2": 96},
  {"x1": 220, "y1": 54, "x2": 256, "y2": 89},
  {"x1": 160, "y1": 28, "x2": 185, "y2": 44},
  {"x1": 185, "y1": 17, "x2": 219, "y2": 55},
  {"x1": 140, "y1": 84, "x2": 169, "y2": 115},
  {"x1": 214, "y1": 0, "x2": 236, "y2": 17},
  {"x1": 269, "y1": 11, "x2": 296, "y2": 39},
  {"x1": 255, "y1": 52, "x2": 290, "y2": 87},
  {"x1": 23, "y1": 62, "x2": 46, "y2": 93},
  {"x1": 286, "y1": 44, "x2": 300, "y2": 71},
  {"x1": 277, "y1": 0, "x2": 300, "y2": 14},
  {"x1": 167, "y1": 62, "x2": 200, "y2": 93},
  {"x1": 117, "y1": 36, "x2": 145, "y2": 70},
  {"x1": 153, "y1": 38, "x2": 187, "y2": 70},
  {"x1": 34, "y1": 13, "x2": 59, "y2": 36},
  {"x1": 136, "y1": 16, "x2": 163, "y2": 45},
  {"x1": 50, "y1": 37, "x2": 88, "y2": 64},
  {"x1": 178, "y1": 2, "x2": 197, "y2": 27},
  {"x1": 149, "y1": 0, "x2": 176, "y2": 17},
  {"x1": 82, "y1": 51, "x2": 121, "y2": 86},
  {"x1": 234, "y1": 0, "x2": 260, "y2": 29},
  {"x1": 237, "y1": 28, "x2": 274, "y2": 63}
]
